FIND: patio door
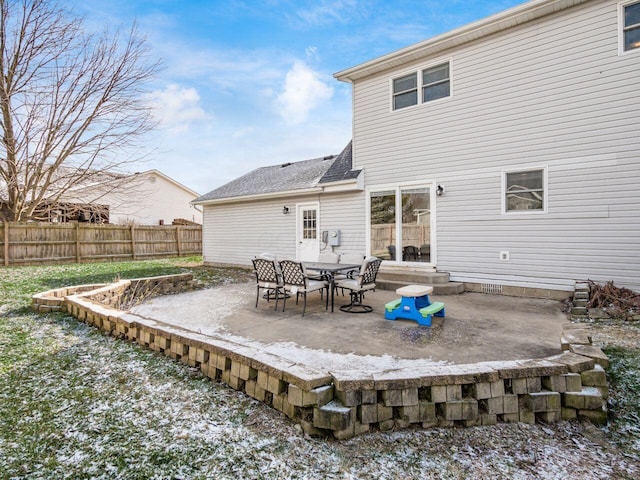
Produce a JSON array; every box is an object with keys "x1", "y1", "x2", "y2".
[
  {"x1": 368, "y1": 184, "x2": 434, "y2": 265},
  {"x1": 296, "y1": 202, "x2": 319, "y2": 261}
]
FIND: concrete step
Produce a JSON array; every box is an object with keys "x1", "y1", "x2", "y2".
[
  {"x1": 573, "y1": 291, "x2": 589, "y2": 301},
  {"x1": 377, "y1": 270, "x2": 451, "y2": 285},
  {"x1": 377, "y1": 278, "x2": 465, "y2": 295}
]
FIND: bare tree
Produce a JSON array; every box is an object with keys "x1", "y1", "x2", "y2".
[{"x1": 0, "y1": 0, "x2": 159, "y2": 222}]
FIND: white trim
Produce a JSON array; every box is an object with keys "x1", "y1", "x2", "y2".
[
  {"x1": 501, "y1": 165, "x2": 549, "y2": 215},
  {"x1": 193, "y1": 177, "x2": 362, "y2": 206},
  {"x1": 619, "y1": 0, "x2": 640, "y2": 55},
  {"x1": 193, "y1": 187, "x2": 324, "y2": 206}
]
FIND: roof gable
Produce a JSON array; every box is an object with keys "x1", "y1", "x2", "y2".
[{"x1": 195, "y1": 141, "x2": 359, "y2": 203}]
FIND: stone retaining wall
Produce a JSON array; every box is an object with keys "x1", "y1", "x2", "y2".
[{"x1": 32, "y1": 276, "x2": 609, "y2": 439}]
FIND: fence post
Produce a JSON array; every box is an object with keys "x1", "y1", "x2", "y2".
[
  {"x1": 176, "y1": 225, "x2": 182, "y2": 257},
  {"x1": 75, "y1": 223, "x2": 81, "y2": 263},
  {"x1": 3, "y1": 221, "x2": 8, "y2": 266},
  {"x1": 131, "y1": 225, "x2": 137, "y2": 260}
]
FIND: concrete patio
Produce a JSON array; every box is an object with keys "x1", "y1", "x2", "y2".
[
  {"x1": 131, "y1": 281, "x2": 569, "y2": 371},
  {"x1": 39, "y1": 274, "x2": 608, "y2": 438}
]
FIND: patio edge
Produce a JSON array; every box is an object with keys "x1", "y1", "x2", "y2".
[{"x1": 33, "y1": 276, "x2": 609, "y2": 439}]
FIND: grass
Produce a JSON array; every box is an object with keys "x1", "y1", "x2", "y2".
[
  {"x1": 1, "y1": 258, "x2": 639, "y2": 479},
  {"x1": 602, "y1": 345, "x2": 640, "y2": 454}
]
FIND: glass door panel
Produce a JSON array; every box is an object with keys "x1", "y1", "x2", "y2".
[
  {"x1": 401, "y1": 187, "x2": 430, "y2": 263},
  {"x1": 370, "y1": 190, "x2": 396, "y2": 260}
]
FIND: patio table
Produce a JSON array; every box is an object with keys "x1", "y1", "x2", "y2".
[{"x1": 303, "y1": 262, "x2": 360, "y2": 312}]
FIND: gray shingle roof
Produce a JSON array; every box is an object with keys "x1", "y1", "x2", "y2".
[
  {"x1": 195, "y1": 141, "x2": 359, "y2": 203},
  {"x1": 319, "y1": 141, "x2": 358, "y2": 183}
]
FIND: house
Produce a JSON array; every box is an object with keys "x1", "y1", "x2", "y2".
[
  {"x1": 105, "y1": 170, "x2": 202, "y2": 225},
  {"x1": 193, "y1": 144, "x2": 363, "y2": 265},
  {"x1": 194, "y1": 0, "x2": 640, "y2": 295},
  {"x1": 47, "y1": 169, "x2": 202, "y2": 225}
]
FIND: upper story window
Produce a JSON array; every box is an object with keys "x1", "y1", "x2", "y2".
[
  {"x1": 392, "y1": 73, "x2": 418, "y2": 110},
  {"x1": 392, "y1": 61, "x2": 451, "y2": 110},
  {"x1": 503, "y1": 168, "x2": 547, "y2": 214},
  {"x1": 622, "y1": 1, "x2": 640, "y2": 52},
  {"x1": 422, "y1": 63, "x2": 450, "y2": 102}
]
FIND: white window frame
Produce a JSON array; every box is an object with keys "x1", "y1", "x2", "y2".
[
  {"x1": 390, "y1": 59, "x2": 452, "y2": 111},
  {"x1": 422, "y1": 62, "x2": 451, "y2": 103},
  {"x1": 501, "y1": 166, "x2": 548, "y2": 215},
  {"x1": 392, "y1": 72, "x2": 418, "y2": 110},
  {"x1": 366, "y1": 180, "x2": 437, "y2": 266},
  {"x1": 619, "y1": 0, "x2": 640, "y2": 55}
]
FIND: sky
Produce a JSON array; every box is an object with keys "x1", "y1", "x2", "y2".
[{"x1": 68, "y1": 0, "x2": 524, "y2": 195}]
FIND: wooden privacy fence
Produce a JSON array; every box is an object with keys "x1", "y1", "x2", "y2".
[
  {"x1": 370, "y1": 223, "x2": 430, "y2": 257},
  {"x1": 1, "y1": 222, "x2": 202, "y2": 266}
]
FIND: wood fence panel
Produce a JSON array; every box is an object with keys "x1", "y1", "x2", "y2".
[
  {"x1": 179, "y1": 226, "x2": 202, "y2": 256},
  {"x1": 0, "y1": 222, "x2": 202, "y2": 266},
  {"x1": 370, "y1": 223, "x2": 430, "y2": 259}
]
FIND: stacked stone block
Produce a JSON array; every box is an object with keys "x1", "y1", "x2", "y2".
[
  {"x1": 571, "y1": 281, "x2": 590, "y2": 319},
  {"x1": 33, "y1": 278, "x2": 611, "y2": 439}
]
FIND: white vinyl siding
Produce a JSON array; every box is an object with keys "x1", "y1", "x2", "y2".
[
  {"x1": 202, "y1": 192, "x2": 365, "y2": 267},
  {"x1": 350, "y1": 0, "x2": 640, "y2": 291},
  {"x1": 318, "y1": 192, "x2": 366, "y2": 255},
  {"x1": 621, "y1": 0, "x2": 640, "y2": 52},
  {"x1": 202, "y1": 195, "x2": 306, "y2": 266}
]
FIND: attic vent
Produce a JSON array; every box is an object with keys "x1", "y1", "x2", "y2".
[
  {"x1": 323, "y1": 155, "x2": 334, "y2": 160},
  {"x1": 281, "y1": 162, "x2": 292, "y2": 168},
  {"x1": 482, "y1": 283, "x2": 503, "y2": 295}
]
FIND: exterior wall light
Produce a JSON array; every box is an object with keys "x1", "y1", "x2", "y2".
[
  {"x1": 436, "y1": 185, "x2": 445, "y2": 196},
  {"x1": 283, "y1": 206, "x2": 289, "y2": 214}
]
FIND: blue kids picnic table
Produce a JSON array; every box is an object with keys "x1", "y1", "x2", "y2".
[{"x1": 384, "y1": 284, "x2": 445, "y2": 326}]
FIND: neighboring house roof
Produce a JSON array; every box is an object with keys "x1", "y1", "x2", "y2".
[
  {"x1": 334, "y1": 0, "x2": 591, "y2": 82},
  {"x1": 194, "y1": 141, "x2": 360, "y2": 204},
  {"x1": 133, "y1": 169, "x2": 201, "y2": 197}
]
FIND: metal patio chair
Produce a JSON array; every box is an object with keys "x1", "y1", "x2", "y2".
[
  {"x1": 252, "y1": 257, "x2": 284, "y2": 311},
  {"x1": 279, "y1": 260, "x2": 328, "y2": 316},
  {"x1": 335, "y1": 257, "x2": 382, "y2": 313}
]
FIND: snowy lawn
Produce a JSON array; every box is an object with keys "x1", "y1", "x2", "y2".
[{"x1": 1, "y1": 259, "x2": 638, "y2": 479}]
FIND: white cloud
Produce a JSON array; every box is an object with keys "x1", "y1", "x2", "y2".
[
  {"x1": 148, "y1": 84, "x2": 208, "y2": 133},
  {"x1": 275, "y1": 61, "x2": 333, "y2": 125}
]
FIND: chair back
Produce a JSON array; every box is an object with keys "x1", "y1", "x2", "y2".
[
  {"x1": 258, "y1": 252, "x2": 282, "y2": 275},
  {"x1": 317, "y1": 251, "x2": 339, "y2": 263},
  {"x1": 339, "y1": 253, "x2": 365, "y2": 265},
  {"x1": 279, "y1": 260, "x2": 306, "y2": 288},
  {"x1": 358, "y1": 257, "x2": 382, "y2": 287},
  {"x1": 252, "y1": 257, "x2": 280, "y2": 284},
  {"x1": 403, "y1": 245, "x2": 419, "y2": 260}
]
